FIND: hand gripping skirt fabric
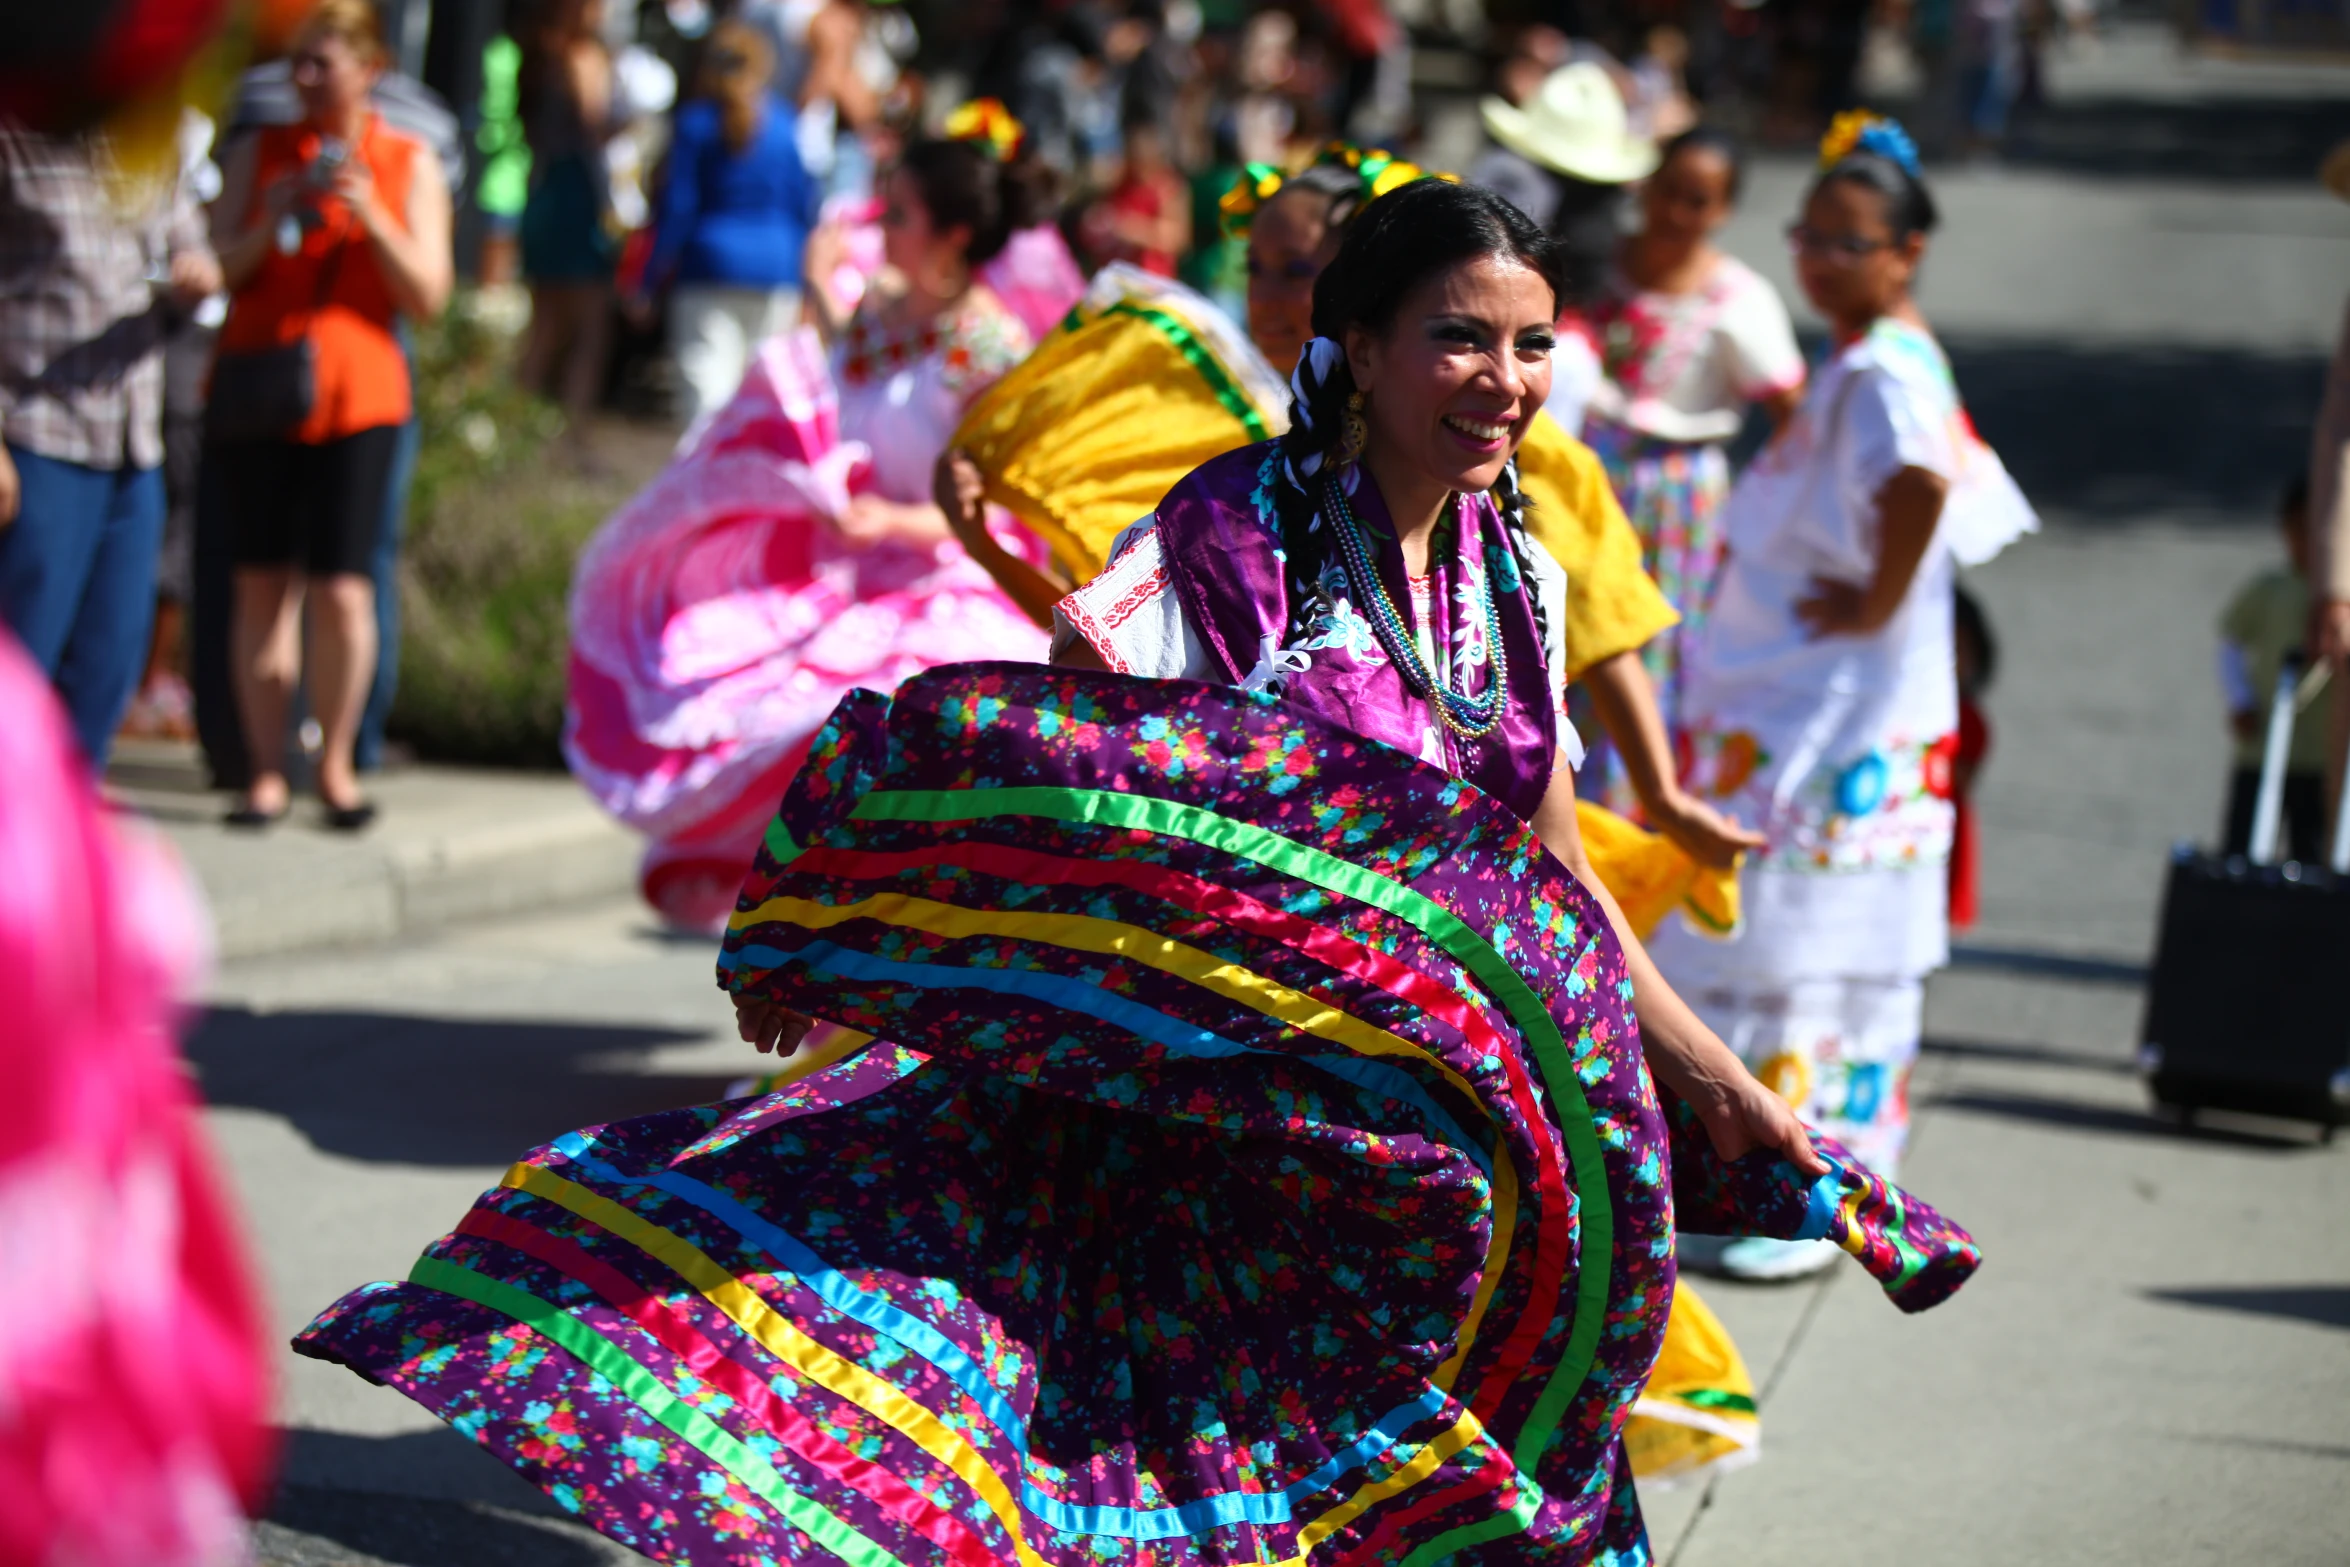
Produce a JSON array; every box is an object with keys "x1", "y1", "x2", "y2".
[{"x1": 296, "y1": 666, "x2": 1981, "y2": 1567}]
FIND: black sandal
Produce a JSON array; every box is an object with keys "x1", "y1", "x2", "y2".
[
  {"x1": 224, "y1": 800, "x2": 288, "y2": 829},
  {"x1": 323, "y1": 799, "x2": 378, "y2": 832}
]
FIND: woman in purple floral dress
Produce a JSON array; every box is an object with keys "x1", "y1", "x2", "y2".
[{"x1": 298, "y1": 180, "x2": 1977, "y2": 1567}]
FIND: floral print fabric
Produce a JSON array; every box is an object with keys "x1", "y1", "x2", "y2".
[
  {"x1": 297, "y1": 666, "x2": 1978, "y2": 1567},
  {"x1": 1576, "y1": 423, "x2": 1731, "y2": 818}
]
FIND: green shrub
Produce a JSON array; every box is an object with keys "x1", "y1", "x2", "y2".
[{"x1": 387, "y1": 295, "x2": 628, "y2": 767}]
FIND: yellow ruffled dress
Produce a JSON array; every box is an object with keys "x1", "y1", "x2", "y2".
[{"x1": 951, "y1": 264, "x2": 1759, "y2": 1486}]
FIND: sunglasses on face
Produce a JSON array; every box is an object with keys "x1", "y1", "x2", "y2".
[{"x1": 1786, "y1": 223, "x2": 1894, "y2": 260}]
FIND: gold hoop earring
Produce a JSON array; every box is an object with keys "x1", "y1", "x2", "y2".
[{"x1": 1340, "y1": 391, "x2": 1368, "y2": 464}]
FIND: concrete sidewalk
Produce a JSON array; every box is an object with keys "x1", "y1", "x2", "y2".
[{"x1": 107, "y1": 740, "x2": 638, "y2": 962}]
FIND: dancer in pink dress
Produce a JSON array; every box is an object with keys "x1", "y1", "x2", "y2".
[{"x1": 566, "y1": 133, "x2": 1058, "y2": 930}]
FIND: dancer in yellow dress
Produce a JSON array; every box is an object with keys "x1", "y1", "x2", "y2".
[{"x1": 937, "y1": 143, "x2": 1763, "y2": 1486}]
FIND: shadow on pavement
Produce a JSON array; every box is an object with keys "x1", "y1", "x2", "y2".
[
  {"x1": 262, "y1": 1428, "x2": 646, "y2": 1562},
  {"x1": 1930, "y1": 1087, "x2": 2323, "y2": 1148},
  {"x1": 1920, "y1": 1034, "x2": 2137, "y2": 1075},
  {"x1": 2144, "y1": 1284, "x2": 2350, "y2": 1332},
  {"x1": 1947, "y1": 943, "x2": 2151, "y2": 986},
  {"x1": 188, "y1": 1006, "x2": 737, "y2": 1166},
  {"x1": 1947, "y1": 340, "x2": 2329, "y2": 522},
  {"x1": 2167, "y1": 1432, "x2": 2350, "y2": 1462},
  {"x1": 261, "y1": 1484, "x2": 635, "y2": 1567},
  {"x1": 2004, "y1": 94, "x2": 2350, "y2": 183}
]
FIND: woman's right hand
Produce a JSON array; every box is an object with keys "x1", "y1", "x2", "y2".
[
  {"x1": 1647, "y1": 787, "x2": 1766, "y2": 868},
  {"x1": 932, "y1": 448, "x2": 994, "y2": 556},
  {"x1": 735, "y1": 995, "x2": 817, "y2": 1056}
]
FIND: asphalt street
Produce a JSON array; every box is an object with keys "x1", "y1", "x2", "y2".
[{"x1": 191, "y1": 22, "x2": 2350, "y2": 1566}]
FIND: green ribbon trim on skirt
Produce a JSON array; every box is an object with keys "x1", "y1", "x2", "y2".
[
  {"x1": 409, "y1": 1257, "x2": 906, "y2": 1567},
  {"x1": 1670, "y1": 1388, "x2": 1759, "y2": 1414}
]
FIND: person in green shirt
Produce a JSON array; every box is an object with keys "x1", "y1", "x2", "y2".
[{"x1": 2218, "y1": 477, "x2": 2329, "y2": 860}]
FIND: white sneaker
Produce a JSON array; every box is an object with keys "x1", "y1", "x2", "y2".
[{"x1": 1714, "y1": 1236, "x2": 1841, "y2": 1281}]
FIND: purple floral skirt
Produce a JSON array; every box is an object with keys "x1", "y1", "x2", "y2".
[{"x1": 297, "y1": 667, "x2": 1977, "y2": 1567}]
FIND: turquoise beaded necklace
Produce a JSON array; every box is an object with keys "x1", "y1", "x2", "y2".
[{"x1": 1318, "y1": 475, "x2": 1509, "y2": 741}]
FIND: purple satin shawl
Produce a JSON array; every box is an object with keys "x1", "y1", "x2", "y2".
[{"x1": 1153, "y1": 443, "x2": 1558, "y2": 823}]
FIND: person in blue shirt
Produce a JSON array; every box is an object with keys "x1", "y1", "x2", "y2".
[{"x1": 631, "y1": 19, "x2": 821, "y2": 425}]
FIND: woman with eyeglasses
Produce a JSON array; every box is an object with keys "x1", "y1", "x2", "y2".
[{"x1": 1651, "y1": 115, "x2": 2036, "y2": 1282}]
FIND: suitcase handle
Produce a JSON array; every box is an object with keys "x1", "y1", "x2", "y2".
[
  {"x1": 2247, "y1": 655, "x2": 2299, "y2": 865},
  {"x1": 2329, "y1": 667, "x2": 2350, "y2": 874}
]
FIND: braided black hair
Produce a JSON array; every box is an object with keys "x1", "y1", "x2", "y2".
[{"x1": 1271, "y1": 180, "x2": 1564, "y2": 653}]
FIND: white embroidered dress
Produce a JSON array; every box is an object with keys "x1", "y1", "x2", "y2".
[{"x1": 1647, "y1": 318, "x2": 2035, "y2": 1173}]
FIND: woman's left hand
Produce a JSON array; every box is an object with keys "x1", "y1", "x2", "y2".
[
  {"x1": 1794, "y1": 574, "x2": 1878, "y2": 638},
  {"x1": 1801, "y1": 466, "x2": 1948, "y2": 641},
  {"x1": 1683, "y1": 1057, "x2": 1830, "y2": 1176},
  {"x1": 932, "y1": 448, "x2": 994, "y2": 555},
  {"x1": 332, "y1": 160, "x2": 385, "y2": 235},
  {"x1": 735, "y1": 995, "x2": 816, "y2": 1056}
]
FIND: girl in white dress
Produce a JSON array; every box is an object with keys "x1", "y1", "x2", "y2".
[
  {"x1": 1581, "y1": 127, "x2": 1806, "y2": 815},
  {"x1": 1650, "y1": 115, "x2": 2035, "y2": 1280}
]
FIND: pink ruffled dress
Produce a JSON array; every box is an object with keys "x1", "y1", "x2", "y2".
[
  {"x1": 0, "y1": 632, "x2": 272, "y2": 1566},
  {"x1": 566, "y1": 295, "x2": 1055, "y2": 930}
]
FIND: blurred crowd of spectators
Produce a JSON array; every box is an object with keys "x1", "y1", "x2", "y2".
[
  {"x1": 0, "y1": 0, "x2": 2094, "y2": 801},
  {"x1": 487, "y1": 0, "x2": 2092, "y2": 413}
]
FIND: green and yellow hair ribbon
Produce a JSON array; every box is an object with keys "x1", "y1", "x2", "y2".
[{"x1": 1217, "y1": 141, "x2": 1454, "y2": 240}]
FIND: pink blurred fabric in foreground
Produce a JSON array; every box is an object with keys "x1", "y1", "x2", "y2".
[
  {"x1": 564, "y1": 329, "x2": 1053, "y2": 931},
  {"x1": 981, "y1": 223, "x2": 1088, "y2": 341},
  {"x1": 0, "y1": 633, "x2": 272, "y2": 1566}
]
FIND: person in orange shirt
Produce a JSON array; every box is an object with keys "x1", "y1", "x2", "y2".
[{"x1": 209, "y1": 0, "x2": 450, "y2": 830}]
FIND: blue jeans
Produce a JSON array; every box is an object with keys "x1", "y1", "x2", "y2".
[
  {"x1": 356, "y1": 408, "x2": 418, "y2": 770},
  {"x1": 0, "y1": 444, "x2": 163, "y2": 766}
]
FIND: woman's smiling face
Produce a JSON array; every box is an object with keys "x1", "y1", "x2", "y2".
[{"x1": 1343, "y1": 254, "x2": 1557, "y2": 499}]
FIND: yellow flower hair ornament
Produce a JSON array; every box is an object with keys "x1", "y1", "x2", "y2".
[
  {"x1": 1818, "y1": 111, "x2": 1922, "y2": 178},
  {"x1": 942, "y1": 98, "x2": 1025, "y2": 162}
]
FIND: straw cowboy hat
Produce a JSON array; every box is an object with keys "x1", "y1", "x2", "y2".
[{"x1": 1480, "y1": 62, "x2": 1659, "y2": 185}]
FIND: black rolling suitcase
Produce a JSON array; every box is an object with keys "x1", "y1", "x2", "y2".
[{"x1": 2140, "y1": 658, "x2": 2350, "y2": 1137}]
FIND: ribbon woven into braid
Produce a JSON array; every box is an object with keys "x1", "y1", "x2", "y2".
[{"x1": 294, "y1": 666, "x2": 1979, "y2": 1567}]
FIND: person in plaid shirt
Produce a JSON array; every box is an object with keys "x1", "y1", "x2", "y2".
[{"x1": 0, "y1": 121, "x2": 221, "y2": 766}]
